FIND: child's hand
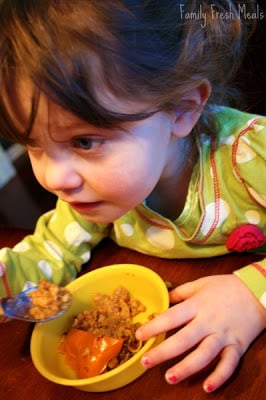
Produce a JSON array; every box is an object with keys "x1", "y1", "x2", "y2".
[{"x1": 136, "y1": 274, "x2": 266, "y2": 392}]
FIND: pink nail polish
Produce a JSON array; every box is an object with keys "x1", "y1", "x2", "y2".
[
  {"x1": 167, "y1": 374, "x2": 179, "y2": 384},
  {"x1": 142, "y1": 356, "x2": 151, "y2": 367},
  {"x1": 204, "y1": 383, "x2": 215, "y2": 393}
]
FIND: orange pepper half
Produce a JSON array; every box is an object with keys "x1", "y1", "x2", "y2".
[{"x1": 59, "y1": 328, "x2": 124, "y2": 378}]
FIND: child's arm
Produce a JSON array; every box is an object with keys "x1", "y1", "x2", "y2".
[
  {"x1": 0, "y1": 199, "x2": 109, "y2": 299},
  {"x1": 136, "y1": 264, "x2": 266, "y2": 392}
]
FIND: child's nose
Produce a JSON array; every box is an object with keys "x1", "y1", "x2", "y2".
[{"x1": 44, "y1": 158, "x2": 83, "y2": 193}]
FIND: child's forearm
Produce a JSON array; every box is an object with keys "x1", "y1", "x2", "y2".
[{"x1": 0, "y1": 200, "x2": 109, "y2": 299}]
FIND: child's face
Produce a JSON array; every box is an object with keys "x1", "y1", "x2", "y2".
[{"x1": 21, "y1": 84, "x2": 180, "y2": 224}]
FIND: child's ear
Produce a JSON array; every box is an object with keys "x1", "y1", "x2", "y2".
[{"x1": 171, "y1": 80, "x2": 211, "y2": 138}]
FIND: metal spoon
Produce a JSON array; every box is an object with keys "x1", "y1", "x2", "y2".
[{"x1": 1, "y1": 286, "x2": 72, "y2": 323}]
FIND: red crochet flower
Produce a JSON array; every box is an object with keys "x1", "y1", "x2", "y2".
[{"x1": 226, "y1": 224, "x2": 266, "y2": 252}]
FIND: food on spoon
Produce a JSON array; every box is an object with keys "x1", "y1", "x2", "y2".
[
  {"x1": 58, "y1": 286, "x2": 146, "y2": 378},
  {"x1": 26, "y1": 279, "x2": 72, "y2": 320}
]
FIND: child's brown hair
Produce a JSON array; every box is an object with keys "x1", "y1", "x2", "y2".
[{"x1": 0, "y1": 0, "x2": 256, "y2": 143}]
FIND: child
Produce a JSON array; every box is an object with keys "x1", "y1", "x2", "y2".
[{"x1": 0, "y1": 0, "x2": 265, "y2": 393}]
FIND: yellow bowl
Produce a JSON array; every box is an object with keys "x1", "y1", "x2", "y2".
[{"x1": 30, "y1": 264, "x2": 169, "y2": 392}]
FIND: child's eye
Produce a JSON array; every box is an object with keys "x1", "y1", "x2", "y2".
[{"x1": 73, "y1": 137, "x2": 101, "y2": 150}]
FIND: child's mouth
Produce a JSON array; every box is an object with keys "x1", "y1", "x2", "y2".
[{"x1": 69, "y1": 201, "x2": 104, "y2": 213}]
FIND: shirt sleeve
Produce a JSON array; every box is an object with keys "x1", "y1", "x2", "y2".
[
  {"x1": 0, "y1": 199, "x2": 110, "y2": 299},
  {"x1": 232, "y1": 114, "x2": 266, "y2": 209},
  {"x1": 234, "y1": 258, "x2": 266, "y2": 308},
  {"x1": 232, "y1": 114, "x2": 266, "y2": 308}
]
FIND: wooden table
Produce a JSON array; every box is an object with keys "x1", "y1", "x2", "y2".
[{"x1": 0, "y1": 227, "x2": 265, "y2": 400}]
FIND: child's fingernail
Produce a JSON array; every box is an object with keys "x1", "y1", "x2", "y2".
[
  {"x1": 204, "y1": 383, "x2": 215, "y2": 393},
  {"x1": 141, "y1": 356, "x2": 151, "y2": 368},
  {"x1": 167, "y1": 373, "x2": 179, "y2": 384}
]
